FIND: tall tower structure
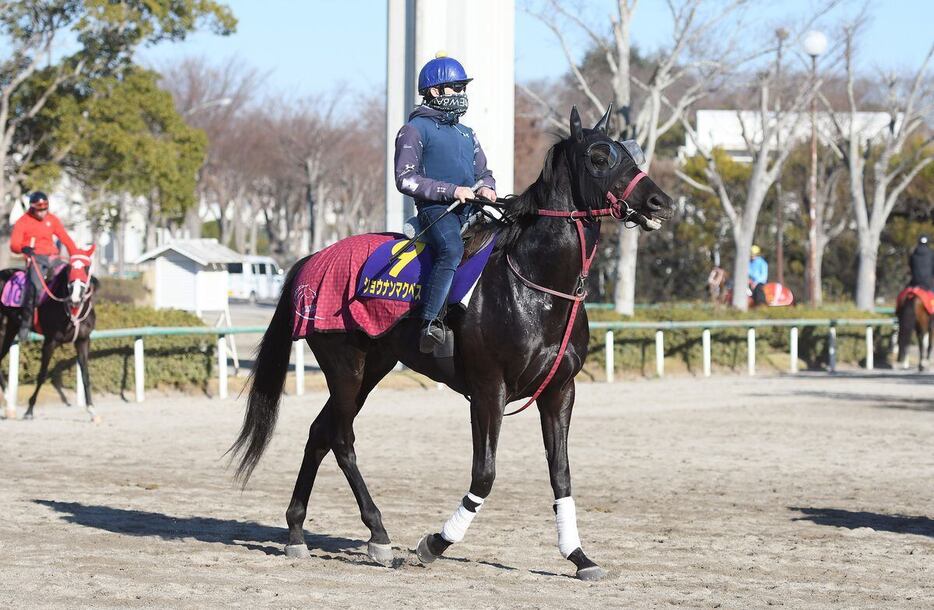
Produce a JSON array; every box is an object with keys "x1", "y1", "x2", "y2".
[{"x1": 385, "y1": 0, "x2": 515, "y2": 232}]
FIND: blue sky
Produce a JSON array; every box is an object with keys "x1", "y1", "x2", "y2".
[{"x1": 140, "y1": 0, "x2": 934, "y2": 99}]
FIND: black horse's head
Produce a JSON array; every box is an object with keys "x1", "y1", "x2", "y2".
[{"x1": 556, "y1": 105, "x2": 673, "y2": 230}]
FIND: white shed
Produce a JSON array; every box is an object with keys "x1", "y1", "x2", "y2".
[{"x1": 135, "y1": 239, "x2": 244, "y2": 315}]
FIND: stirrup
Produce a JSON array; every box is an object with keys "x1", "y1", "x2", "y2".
[{"x1": 419, "y1": 320, "x2": 446, "y2": 353}]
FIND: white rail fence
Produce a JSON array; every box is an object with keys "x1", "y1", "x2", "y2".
[
  {"x1": 593, "y1": 318, "x2": 898, "y2": 383},
  {"x1": 2, "y1": 318, "x2": 899, "y2": 418}
]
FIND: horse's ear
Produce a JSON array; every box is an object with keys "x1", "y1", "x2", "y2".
[
  {"x1": 569, "y1": 106, "x2": 584, "y2": 142},
  {"x1": 594, "y1": 102, "x2": 613, "y2": 134}
]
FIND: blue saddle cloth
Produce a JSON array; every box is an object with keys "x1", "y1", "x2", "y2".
[{"x1": 356, "y1": 234, "x2": 496, "y2": 304}]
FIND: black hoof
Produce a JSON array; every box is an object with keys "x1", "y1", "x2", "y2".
[
  {"x1": 568, "y1": 547, "x2": 607, "y2": 581},
  {"x1": 284, "y1": 543, "x2": 310, "y2": 558},
  {"x1": 416, "y1": 533, "x2": 450, "y2": 565},
  {"x1": 367, "y1": 542, "x2": 394, "y2": 567},
  {"x1": 23, "y1": 412, "x2": 34, "y2": 420}
]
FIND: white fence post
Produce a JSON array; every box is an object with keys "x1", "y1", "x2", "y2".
[
  {"x1": 828, "y1": 325, "x2": 837, "y2": 373},
  {"x1": 747, "y1": 328, "x2": 756, "y2": 376},
  {"x1": 790, "y1": 327, "x2": 799, "y2": 374},
  {"x1": 5, "y1": 343, "x2": 18, "y2": 419},
  {"x1": 294, "y1": 340, "x2": 305, "y2": 396},
  {"x1": 217, "y1": 334, "x2": 228, "y2": 399},
  {"x1": 865, "y1": 326, "x2": 874, "y2": 371},
  {"x1": 655, "y1": 330, "x2": 664, "y2": 378},
  {"x1": 702, "y1": 329, "x2": 711, "y2": 377},
  {"x1": 75, "y1": 362, "x2": 86, "y2": 408},
  {"x1": 605, "y1": 330, "x2": 614, "y2": 383},
  {"x1": 134, "y1": 337, "x2": 145, "y2": 403}
]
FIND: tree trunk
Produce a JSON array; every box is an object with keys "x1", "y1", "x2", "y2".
[
  {"x1": 855, "y1": 235, "x2": 879, "y2": 311},
  {"x1": 732, "y1": 237, "x2": 752, "y2": 311},
  {"x1": 613, "y1": 228, "x2": 639, "y2": 314},
  {"x1": 184, "y1": 204, "x2": 202, "y2": 239},
  {"x1": 811, "y1": 239, "x2": 824, "y2": 305}
]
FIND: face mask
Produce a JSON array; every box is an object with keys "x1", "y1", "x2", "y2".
[{"x1": 426, "y1": 93, "x2": 468, "y2": 117}]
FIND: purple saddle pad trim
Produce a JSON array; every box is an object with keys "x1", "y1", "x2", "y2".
[
  {"x1": 0, "y1": 263, "x2": 67, "y2": 308},
  {"x1": 1, "y1": 270, "x2": 27, "y2": 307},
  {"x1": 356, "y1": 234, "x2": 497, "y2": 304}
]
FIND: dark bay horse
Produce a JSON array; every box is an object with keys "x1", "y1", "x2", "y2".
[
  {"x1": 896, "y1": 291, "x2": 932, "y2": 371},
  {"x1": 230, "y1": 106, "x2": 674, "y2": 580},
  {"x1": 0, "y1": 246, "x2": 99, "y2": 421}
]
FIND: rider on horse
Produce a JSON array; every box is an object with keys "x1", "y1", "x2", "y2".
[
  {"x1": 748, "y1": 244, "x2": 768, "y2": 306},
  {"x1": 909, "y1": 235, "x2": 933, "y2": 291},
  {"x1": 10, "y1": 191, "x2": 78, "y2": 342},
  {"x1": 394, "y1": 52, "x2": 497, "y2": 353}
]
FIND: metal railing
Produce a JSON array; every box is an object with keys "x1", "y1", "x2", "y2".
[
  {"x1": 2, "y1": 317, "x2": 900, "y2": 417},
  {"x1": 594, "y1": 318, "x2": 898, "y2": 382}
]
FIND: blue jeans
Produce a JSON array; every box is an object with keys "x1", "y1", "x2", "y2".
[{"x1": 418, "y1": 204, "x2": 470, "y2": 321}]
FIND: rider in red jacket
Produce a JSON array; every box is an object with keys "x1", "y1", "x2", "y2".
[{"x1": 10, "y1": 191, "x2": 78, "y2": 341}]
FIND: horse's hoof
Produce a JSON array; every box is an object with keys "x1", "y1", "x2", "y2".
[
  {"x1": 22, "y1": 412, "x2": 33, "y2": 421},
  {"x1": 91, "y1": 415, "x2": 102, "y2": 425},
  {"x1": 5, "y1": 408, "x2": 17, "y2": 420},
  {"x1": 284, "y1": 543, "x2": 310, "y2": 558},
  {"x1": 367, "y1": 542, "x2": 394, "y2": 567},
  {"x1": 576, "y1": 565, "x2": 608, "y2": 581},
  {"x1": 415, "y1": 534, "x2": 438, "y2": 565}
]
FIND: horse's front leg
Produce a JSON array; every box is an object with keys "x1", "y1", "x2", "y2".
[
  {"x1": 25, "y1": 338, "x2": 56, "y2": 420},
  {"x1": 416, "y1": 388, "x2": 503, "y2": 564},
  {"x1": 538, "y1": 380, "x2": 607, "y2": 581},
  {"x1": 75, "y1": 337, "x2": 99, "y2": 423}
]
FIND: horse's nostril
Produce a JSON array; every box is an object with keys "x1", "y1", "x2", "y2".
[{"x1": 646, "y1": 195, "x2": 664, "y2": 212}]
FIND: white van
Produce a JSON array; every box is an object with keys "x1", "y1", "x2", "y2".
[{"x1": 227, "y1": 255, "x2": 284, "y2": 303}]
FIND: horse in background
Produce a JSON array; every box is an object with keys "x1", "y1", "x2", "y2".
[
  {"x1": 896, "y1": 287, "x2": 933, "y2": 371},
  {"x1": 0, "y1": 246, "x2": 99, "y2": 421}
]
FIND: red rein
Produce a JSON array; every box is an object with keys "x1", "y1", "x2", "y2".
[{"x1": 504, "y1": 171, "x2": 646, "y2": 416}]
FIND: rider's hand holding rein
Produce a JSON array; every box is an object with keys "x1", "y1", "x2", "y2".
[{"x1": 476, "y1": 186, "x2": 497, "y2": 203}]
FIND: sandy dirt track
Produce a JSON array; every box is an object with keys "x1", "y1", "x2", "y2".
[{"x1": 1, "y1": 372, "x2": 932, "y2": 608}]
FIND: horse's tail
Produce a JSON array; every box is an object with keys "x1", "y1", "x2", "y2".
[
  {"x1": 896, "y1": 294, "x2": 917, "y2": 365},
  {"x1": 229, "y1": 254, "x2": 312, "y2": 486}
]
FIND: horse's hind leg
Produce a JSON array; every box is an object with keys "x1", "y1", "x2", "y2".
[
  {"x1": 536, "y1": 381, "x2": 606, "y2": 581},
  {"x1": 285, "y1": 337, "x2": 397, "y2": 565}
]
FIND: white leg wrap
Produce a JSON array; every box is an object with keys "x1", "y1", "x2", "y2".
[
  {"x1": 555, "y1": 496, "x2": 582, "y2": 558},
  {"x1": 440, "y1": 492, "x2": 484, "y2": 544}
]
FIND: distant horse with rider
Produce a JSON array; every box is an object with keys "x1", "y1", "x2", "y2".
[
  {"x1": 1, "y1": 190, "x2": 99, "y2": 421},
  {"x1": 229, "y1": 105, "x2": 673, "y2": 580}
]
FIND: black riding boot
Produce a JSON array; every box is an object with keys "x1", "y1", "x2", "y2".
[{"x1": 419, "y1": 319, "x2": 446, "y2": 353}]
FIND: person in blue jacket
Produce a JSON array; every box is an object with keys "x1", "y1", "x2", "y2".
[
  {"x1": 748, "y1": 244, "x2": 768, "y2": 306},
  {"x1": 394, "y1": 53, "x2": 497, "y2": 353}
]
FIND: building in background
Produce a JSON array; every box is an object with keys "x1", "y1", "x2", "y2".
[{"x1": 680, "y1": 110, "x2": 895, "y2": 163}]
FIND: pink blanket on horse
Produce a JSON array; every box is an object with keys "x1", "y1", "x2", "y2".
[
  {"x1": 897, "y1": 286, "x2": 934, "y2": 315},
  {"x1": 292, "y1": 233, "x2": 411, "y2": 338}
]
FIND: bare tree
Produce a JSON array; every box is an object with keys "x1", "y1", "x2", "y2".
[
  {"x1": 677, "y1": 28, "x2": 826, "y2": 310},
  {"x1": 523, "y1": 0, "x2": 749, "y2": 314},
  {"x1": 159, "y1": 56, "x2": 266, "y2": 246},
  {"x1": 822, "y1": 25, "x2": 934, "y2": 310}
]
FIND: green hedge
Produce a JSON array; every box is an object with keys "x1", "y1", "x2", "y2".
[
  {"x1": 18, "y1": 302, "x2": 214, "y2": 394},
  {"x1": 587, "y1": 304, "x2": 896, "y2": 375}
]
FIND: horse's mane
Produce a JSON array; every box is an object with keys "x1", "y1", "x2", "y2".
[{"x1": 468, "y1": 144, "x2": 564, "y2": 253}]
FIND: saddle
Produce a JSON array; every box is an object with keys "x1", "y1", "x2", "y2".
[{"x1": 1, "y1": 263, "x2": 66, "y2": 308}]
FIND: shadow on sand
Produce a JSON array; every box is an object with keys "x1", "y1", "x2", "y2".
[
  {"x1": 790, "y1": 506, "x2": 934, "y2": 538},
  {"x1": 34, "y1": 499, "x2": 364, "y2": 556}
]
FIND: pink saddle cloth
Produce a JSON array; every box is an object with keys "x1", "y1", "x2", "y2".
[{"x1": 292, "y1": 233, "x2": 412, "y2": 338}]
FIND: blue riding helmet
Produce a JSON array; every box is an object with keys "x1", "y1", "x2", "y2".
[{"x1": 418, "y1": 53, "x2": 472, "y2": 93}]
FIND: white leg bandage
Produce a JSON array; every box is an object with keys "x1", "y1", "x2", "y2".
[
  {"x1": 555, "y1": 496, "x2": 582, "y2": 558},
  {"x1": 440, "y1": 492, "x2": 485, "y2": 544}
]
